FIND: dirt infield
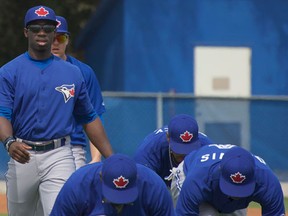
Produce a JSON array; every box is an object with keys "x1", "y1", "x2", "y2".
[
  {"x1": 0, "y1": 194, "x2": 7, "y2": 214},
  {"x1": 247, "y1": 208, "x2": 261, "y2": 215},
  {"x1": 0, "y1": 193, "x2": 263, "y2": 215}
]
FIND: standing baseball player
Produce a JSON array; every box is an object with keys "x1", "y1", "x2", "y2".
[
  {"x1": 0, "y1": 5, "x2": 113, "y2": 216},
  {"x1": 134, "y1": 114, "x2": 213, "y2": 187},
  {"x1": 52, "y1": 15, "x2": 105, "y2": 168},
  {"x1": 174, "y1": 144, "x2": 285, "y2": 215},
  {"x1": 50, "y1": 153, "x2": 176, "y2": 216}
]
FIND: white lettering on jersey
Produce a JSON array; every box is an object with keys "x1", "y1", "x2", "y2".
[
  {"x1": 201, "y1": 152, "x2": 225, "y2": 162},
  {"x1": 208, "y1": 144, "x2": 236, "y2": 149},
  {"x1": 154, "y1": 127, "x2": 168, "y2": 134}
]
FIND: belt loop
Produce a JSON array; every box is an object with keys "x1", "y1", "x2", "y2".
[{"x1": 61, "y1": 137, "x2": 66, "y2": 146}]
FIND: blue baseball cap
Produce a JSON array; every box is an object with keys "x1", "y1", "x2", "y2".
[
  {"x1": 168, "y1": 114, "x2": 201, "y2": 155},
  {"x1": 56, "y1": 16, "x2": 70, "y2": 35},
  {"x1": 102, "y1": 154, "x2": 138, "y2": 204},
  {"x1": 24, "y1": 5, "x2": 58, "y2": 27},
  {"x1": 219, "y1": 146, "x2": 256, "y2": 198}
]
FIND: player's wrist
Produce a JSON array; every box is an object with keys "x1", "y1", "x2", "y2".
[{"x1": 3, "y1": 136, "x2": 16, "y2": 152}]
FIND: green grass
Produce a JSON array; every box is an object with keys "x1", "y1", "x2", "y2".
[
  {"x1": 248, "y1": 201, "x2": 261, "y2": 208},
  {"x1": 249, "y1": 197, "x2": 288, "y2": 209}
]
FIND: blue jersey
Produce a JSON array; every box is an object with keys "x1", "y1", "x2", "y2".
[
  {"x1": 0, "y1": 53, "x2": 95, "y2": 141},
  {"x1": 176, "y1": 144, "x2": 285, "y2": 215},
  {"x1": 134, "y1": 126, "x2": 213, "y2": 187},
  {"x1": 66, "y1": 55, "x2": 106, "y2": 146},
  {"x1": 50, "y1": 162, "x2": 175, "y2": 216}
]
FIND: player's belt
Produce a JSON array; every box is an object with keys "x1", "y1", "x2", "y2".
[{"x1": 16, "y1": 137, "x2": 68, "y2": 152}]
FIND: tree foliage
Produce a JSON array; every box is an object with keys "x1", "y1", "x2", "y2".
[{"x1": 0, "y1": 0, "x2": 100, "y2": 66}]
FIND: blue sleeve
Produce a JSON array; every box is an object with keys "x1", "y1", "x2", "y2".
[
  {"x1": 72, "y1": 76, "x2": 96, "y2": 122},
  {"x1": 0, "y1": 106, "x2": 12, "y2": 120},
  {"x1": 50, "y1": 177, "x2": 81, "y2": 216},
  {"x1": 133, "y1": 134, "x2": 162, "y2": 173},
  {"x1": 74, "y1": 110, "x2": 98, "y2": 125},
  {"x1": 175, "y1": 173, "x2": 203, "y2": 215},
  {"x1": 252, "y1": 160, "x2": 286, "y2": 215},
  {"x1": 140, "y1": 165, "x2": 176, "y2": 216},
  {"x1": 68, "y1": 56, "x2": 106, "y2": 116},
  {"x1": 0, "y1": 67, "x2": 14, "y2": 109},
  {"x1": 260, "y1": 176, "x2": 286, "y2": 215}
]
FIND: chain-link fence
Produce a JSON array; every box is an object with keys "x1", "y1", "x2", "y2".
[{"x1": 1, "y1": 92, "x2": 288, "y2": 182}]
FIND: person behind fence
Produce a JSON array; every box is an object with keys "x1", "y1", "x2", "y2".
[
  {"x1": 133, "y1": 114, "x2": 213, "y2": 188},
  {"x1": 173, "y1": 144, "x2": 285, "y2": 215},
  {"x1": 52, "y1": 15, "x2": 105, "y2": 168},
  {"x1": 0, "y1": 5, "x2": 113, "y2": 216},
  {"x1": 50, "y1": 153, "x2": 176, "y2": 216}
]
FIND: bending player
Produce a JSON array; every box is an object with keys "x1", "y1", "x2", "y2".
[
  {"x1": 173, "y1": 144, "x2": 285, "y2": 215},
  {"x1": 50, "y1": 154, "x2": 175, "y2": 216},
  {"x1": 134, "y1": 114, "x2": 213, "y2": 188}
]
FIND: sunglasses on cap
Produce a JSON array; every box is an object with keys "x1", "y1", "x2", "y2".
[
  {"x1": 27, "y1": 24, "x2": 56, "y2": 33},
  {"x1": 54, "y1": 34, "x2": 68, "y2": 43}
]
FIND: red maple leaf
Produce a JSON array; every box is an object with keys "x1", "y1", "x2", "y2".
[
  {"x1": 113, "y1": 176, "x2": 129, "y2": 188},
  {"x1": 180, "y1": 131, "x2": 193, "y2": 142},
  {"x1": 35, "y1": 7, "x2": 49, "y2": 17},
  {"x1": 230, "y1": 172, "x2": 246, "y2": 183}
]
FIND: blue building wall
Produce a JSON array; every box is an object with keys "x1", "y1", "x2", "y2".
[{"x1": 76, "y1": 0, "x2": 288, "y2": 95}]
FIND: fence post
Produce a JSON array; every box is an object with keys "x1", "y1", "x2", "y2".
[{"x1": 156, "y1": 92, "x2": 163, "y2": 128}]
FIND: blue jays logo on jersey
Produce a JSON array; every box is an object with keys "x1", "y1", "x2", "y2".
[
  {"x1": 230, "y1": 172, "x2": 246, "y2": 184},
  {"x1": 180, "y1": 131, "x2": 193, "y2": 142},
  {"x1": 113, "y1": 175, "x2": 129, "y2": 189},
  {"x1": 55, "y1": 84, "x2": 75, "y2": 103}
]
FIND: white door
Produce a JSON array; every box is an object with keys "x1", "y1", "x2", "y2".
[{"x1": 194, "y1": 46, "x2": 251, "y2": 149}]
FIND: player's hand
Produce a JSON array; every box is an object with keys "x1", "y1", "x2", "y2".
[{"x1": 8, "y1": 141, "x2": 31, "y2": 164}]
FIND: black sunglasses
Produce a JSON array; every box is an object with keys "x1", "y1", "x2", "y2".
[{"x1": 27, "y1": 24, "x2": 56, "y2": 33}]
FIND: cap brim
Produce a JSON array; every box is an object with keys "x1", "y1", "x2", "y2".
[
  {"x1": 102, "y1": 184, "x2": 138, "y2": 204},
  {"x1": 219, "y1": 176, "x2": 255, "y2": 198},
  {"x1": 170, "y1": 139, "x2": 202, "y2": 155},
  {"x1": 26, "y1": 19, "x2": 58, "y2": 27},
  {"x1": 56, "y1": 30, "x2": 70, "y2": 35}
]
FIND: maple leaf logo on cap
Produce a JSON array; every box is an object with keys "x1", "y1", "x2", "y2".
[
  {"x1": 113, "y1": 176, "x2": 129, "y2": 188},
  {"x1": 230, "y1": 172, "x2": 246, "y2": 183},
  {"x1": 35, "y1": 7, "x2": 49, "y2": 17},
  {"x1": 180, "y1": 131, "x2": 193, "y2": 142}
]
